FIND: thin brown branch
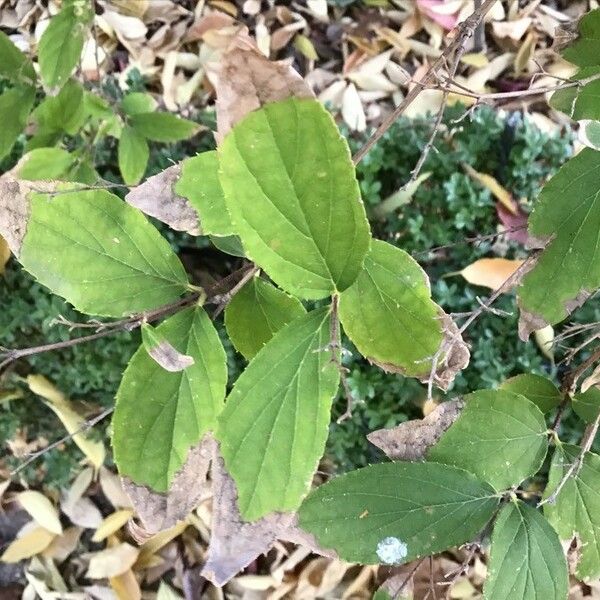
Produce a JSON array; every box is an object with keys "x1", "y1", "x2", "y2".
[
  {"x1": 352, "y1": 0, "x2": 499, "y2": 165},
  {"x1": 211, "y1": 265, "x2": 259, "y2": 318}
]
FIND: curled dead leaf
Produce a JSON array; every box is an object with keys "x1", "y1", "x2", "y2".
[
  {"x1": 208, "y1": 34, "x2": 314, "y2": 142},
  {"x1": 125, "y1": 165, "x2": 201, "y2": 235},
  {"x1": 122, "y1": 435, "x2": 213, "y2": 534},
  {"x1": 367, "y1": 399, "x2": 464, "y2": 461},
  {"x1": 459, "y1": 258, "x2": 524, "y2": 291}
]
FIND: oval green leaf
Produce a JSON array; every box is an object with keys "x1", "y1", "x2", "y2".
[
  {"x1": 0, "y1": 85, "x2": 35, "y2": 160},
  {"x1": 219, "y1": 97, "x2": 370, "y2": 299},
  {"x1": 0, "y1": 30, "x2": 35, "y2": 83},
  {"x1": 484, "y1": 501, "x2": 568, "y2": 600},
  {"x1": 176, "y1": 151, "x2": 234, "y2": 237},
  {"x1": 113, "y1": 307, "x2": 227, "y2": 491},
  {"x1": 217, "y1": 307, "x2": 340, "y2": 520},
  {"x1": 18, "y1": 189, "x2": 189, "y2": 317},
  {"x1": 225, "y1": 276, "x2": 306, "y2": 360},
  {"x1": 573, "y1": 387, "x2": 600, "y2": 424},
  {"x1": 500, "y1": 374, "x2": 562, "y2": 413},
  {"x1": 121, "y1": 92, "x2": 157, "y2": 116},
  {"x1": 18, "y1": 148, "x2": 76, "y2": 181},
  {"x1": 298, "y1": 461, "x2": 499, "y2": 564},
  {"x1": 130, "y1": 112, "x2": 199, "y2": 142},
  {"x1": 119, "y1": 126, "x2": 149, "y2": 185},
  {"x1": 428, "y1": 390, "x2": 548, "y2": 490}
]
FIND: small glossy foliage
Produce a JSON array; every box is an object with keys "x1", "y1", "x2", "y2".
[
  {"x1": 19, "y1": 190, "x2": 189, "y2": 317},
  {"x1": 573, "y1": 388, "x2": 600, "y2": 424},
  {"x1": 18, "y1": 148, "x2": 76, "y2": 181},
  {"x1": 500, "y1": 374, "x2": 561, "y2": 413},
  {"x1": 38, "y1": 3, "x2": 91, "y2": 90},
  {"x1": 121, "y1": 92, "x2": 157, "y2": 116},
  {"x1": 176, "y1": 151, "x2": 234, "y2": 237},
  {"x1": 339, "y1": 240, "x2": 442, "y2": 378},
  {"x1": 130, "y1": 112, "x2": 198, "y2": 142},
  {"x1": 484, "y1": 501, "x2": 568, "y2": 600},
  {"x1": 219, "y1": 98, "x2": 370, "y2": 299},
  {"x1": 119, "y1": 126, "x2": 149, "y2": 185},
  {"x1": 550, "y1": 66, "x2": 600, "y2": 121},
  {"x1": 563, "y1": 9, "x2": 600, "y2": 67},
  {"x1": 0, "y1": 30, "x2": 35, "y2": 82},
  {"x1": 518, "y1": 149, "x2": 600, "y2": 333},
  {"x1": 298, "y1": 461, "x2": 499, "y2": 564},
  {"x1": 113, "y1": 307, "x2": 227, "y2": 491},
  {"x1": 31, "y1": 80, "x2": 86, "y2": 136},
  {"x1": 218, "y1": 307, "x2": 340, "y2": 520},
  {"x1": 0, "y1": 85, "x2": 35, "y2": 160},
  {"x1": 224, "y1": 276, "x2": 306, "y2": 360},
  {"x1": 428, "y1": 390, "x2": 548, "y2": 490},
  {"x1": 544, "y1": 445, "x2": 600, "y2": 579}
]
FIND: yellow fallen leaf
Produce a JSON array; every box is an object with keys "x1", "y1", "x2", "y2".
[
  {"x1": 463, "y1": 164, "x2": 517, "y2": 214},
  {"x1": 42, "y1": 526, "x2": 83, "y2": 563},
  {"x1": 461, "y1": 53, "x2": 489, "y2": 68},
  {"x1": 0, "y1": 235, "x2": 10, "y2": 275},
  {"x1": 92, "y1": 509, "x2": 134, "y2": 543},
  {"x1": 294, "y1": 34, "x2": 318, "y2": 60},
  {"x1": 534, "y1": 325, "x2": 554, "y2": 362},
  {"x1": 459, "y1": 258, "x2": 524, "y2": 291},
  {"x1": 17, "y1": 491, "x2": 63, "y2": 535},
  {"x1": 1, "y1": 527, "x2": 55, "y2": 562},
  {"x1": 514, "y1": 31, "x2": 536, "y2": 76},
  {"x1": 110, "y1": 569, "x2": 141, "y2": 600},
  {"x1": 87, "y1": 543, "x2": 139, "y2": 578},
  {"x1": 27, "y1": 375, "x2": 105, "y2": 469},
  {"x1": 135, "y1": 521, "x2": 187, "y2": 568}
]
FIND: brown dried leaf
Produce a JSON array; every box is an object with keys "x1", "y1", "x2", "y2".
[
  {"x1": 368, "y1": 399, "x2": 464, "y2": 461},
  {"x1": 202, "y1": 444, "x2": 336, "y2": 587},
  {"x1": 147, "y1": 342, "x2": 195, "y2": 372},
  {"x1": 122, "y1": 435, "x2": 213, "y2": 534},
  {"x1": 125, "y1": 165, "x2": 201, "y2": 235},
  {"x1": 459, "y1": 258, "x2": 524, "y2": 291},
  {"x1": 582, "y1": 364, "x2": 600, "y2": 394},
  {"x1": 209, "y1": 34, "x2": 314, "y2": 142},
  {"x1": 87, "y1": 543, "x2": 139, "y2": 579}
]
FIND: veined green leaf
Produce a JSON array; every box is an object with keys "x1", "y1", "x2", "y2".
[
  {"x1": 562, "y1": 9, "x2": 600, "y2": 67},
  {"x1": 572, "y1": 387, "x2": 600, "y2": 424},
  {"x1": 121, "y1": 92, "x2": 157, "y2": 116},
  {"x1": 38, "y1": 3, "x2": 90, "y2": 90},
  {"x1": 0, "y1": 85, "x2": 35, "y2": 160},
  {"x1": 544, "y1": 445, "x2": 600, "y2": 579},
  {"x1": 225, "y1": 276, "x2": 306, "y2": 360},
  {"x1": 15, "y1": 189, "x2": 189, "y2": 317},
  {"x1": 428, "y1": 390, "x2": 548, "y2": 490},
  {"x1": 580, "y1": 120, "x2": 600, "y2": 151},
  {"x1": 210, "y1": 235, "x2": 246, "y2": 257},
  {"x1": 550, "y1": 66, "x2": 600, "y2": 121},
  {"x1": 0, "y1": 30, "x2": 35, "y2": 83},
  {"x1": 298, "y1": 461, "x2": 499, "y2": 564},
  {"x1": 483, "y1": 501, "x2": 568, "y2": 600},
  {"x1": 119, "y1": 126, "x2": 149, "y2": 185},
  {"x1": 176, "y1": 151, "x2": 234, "y2": 237},
  {"x1": 217, "y1": 307, "x2": 340, "y2": 520},
  {"x1": 130, "y1": 112, "x2": 199, "y2": 142},
  {"x1": 17, "y1": 148, "x2": 76, "y2": 181},
  {"x1": 500, "y1": 374, "x2": 562, "y2": 413},
  {"x1": 219, "y1": 98, "x2": 370, "y2": 299},
  {"x1": 141, "y1": 322, "x2": 194, "y2": 372},
  {"x1": 339, "y1": 240, "x2": 445, "y2": 379},
  {"x1": 113, "y1": 307, "x2": 226, "y2": 491},
  {"x1": 518, "y1": 149, "x2": 600, "y2": 337},
  {"x1": 31, "y1": 80, "x2": 86, "y2": 135}
]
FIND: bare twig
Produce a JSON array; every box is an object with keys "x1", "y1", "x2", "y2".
[
  {"x1": 211, "y1": 265, "x2": 259, "y2": 318},
  {"x1": 391, "y1": 558, "x2": 427, "y2": 600},
  {"x1": 352, "y1": 0, "x2": 499, "y2": 165},
  {"x1": 10, "y1": 407, "x2": 114, "y2": 476}
]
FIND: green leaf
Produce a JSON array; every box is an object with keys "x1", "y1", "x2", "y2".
[
  {"x1": 176, "y1": 151, "x2": 234, "y2": 237},
  {"x1": 118, "y1": 126, "x2": 149, "y2": 186},
  {"x1": 18, "y1": 189, "x2": 189, "y2": 317},
  {"x1": 113, "y1": 307, "x2": 226, "y2": 491},
  {"x1": 0, "y1": 85, "x2": 35, "y2": 160},
  {"x1": 338, "y1": 240, "x2": 443, "y2": 378},
  {"x1": 219, "y1": 97, "x2": 371, "y2": 299},
  {"x1": 572, "y1": 387, "x2": 600, "y2": 424},
  {"x1": 0, "y1": 30, "x2": 35, "y2": 83},
  {"x1": 121, "y1": 92, "x2": 157, "y2": 116},
  {"x1": 562, "y1": 9, "x2": 600, "y2": 67},
  {"x1": 224, "y1": 276, "x2": 306, "y2": 360},
  {"x1": 210, "y1": 235, "x2": 246, "y2": 258},
  {"x1": 483, "y1": 501, "x2": 568, "y2": 600},
  {"x1": 550, "y1": 67, "x2": 600, "y2": 121},
  {"x1": 31, "y1": 80, "x2": 86, "y2": 135},
  {"x1": 141, "y1": 322, "x2": 194, "y2": 372},
  {"x1": 217, "y1": 307, "x2": 340, "y2": 520},
  {"x1": 130, "y1": 112, "x2": 199, "y2": 142},
  {"x1": 428, "y1": 390, "x2": 548, "y2": 490},
  {"x1": 38, "y1": 4, "x2": 90, "y2": 90},
  {"x1": 579, "y1": 119, "x2": 600, "y2": 150},
  {"x1": 518, "y1": 149, "x2": 600, "y2": 336},
  {"x1": 298, "y1": 461, "x2": 499, "y2": 564},
  {"x1": 17, "y1": 148, "x2": 76, "y2": 180},
  {"x1": 544, "y1": 445, "x2": 600, "y2": 579},
  {"x1": 500, "y1": 374, "x2": 562, "y2": 413}
]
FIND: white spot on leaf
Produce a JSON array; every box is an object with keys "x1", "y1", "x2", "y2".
[{"x1": 376, "y1": 536, "x2": 408, "y2": 565}]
